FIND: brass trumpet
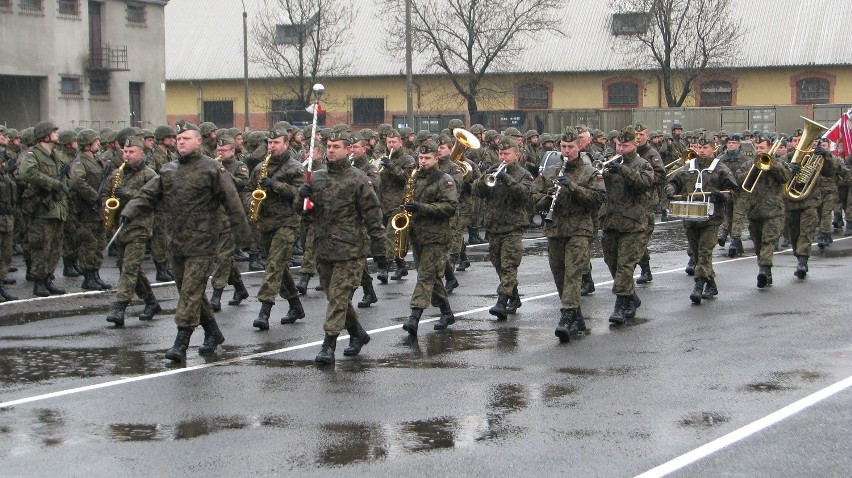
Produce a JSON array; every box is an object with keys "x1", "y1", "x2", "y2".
[
  {"x1": 592, "y1": 154, "x2": 623, "y2": 173},
  {"x1": 741, "y1": 140, "x2": 779, "y2": 193},
  {"x1": 484, "y1": 163, "x2": 507, "y2": 187},
  {"x1": 665, "y1": 149, "x2": 697, "y2": 178}
]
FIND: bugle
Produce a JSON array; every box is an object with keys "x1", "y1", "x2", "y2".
[
  {"x1": 741, "y1": 140, "x2": 779, "y2": 193},
  {"x1": 592, "y1": 154, "x2": 622, "y2": 173},
  {"x1": 665, "y1": 149, "x2": 697, "y2": 178},
  {"x1": 484, "y1": 163, "x2": 507, "y2": 187}
]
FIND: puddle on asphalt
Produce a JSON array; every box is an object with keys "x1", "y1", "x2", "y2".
[
  {"x1": 679, "y1": 411, "x2": 730, "y2": 428},
  {"x1": 772, "y1": 370, "x2": 824, "y2": 382},
  {"x1": 744, "y1": 382, "x2": 793, "y2": 392},
  {"x1": 555, "y1": 366, "x2": 632, "y2": 377},
  {"x1": 107, "y1": 414, "x2": 291, "y2": 442},
  {"x1": 0, "y1": 348, "x2": 161, "y2": 384}
]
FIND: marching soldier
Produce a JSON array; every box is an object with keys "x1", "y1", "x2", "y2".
[
  {"x1": 349, "y1": 131, "x2": 383, "y2": 308},
  {"x1": 532, "y1": 131, "x2": 606, "y2": 340},
  {"x1": 634, "y1": 123, "x2": 666, "y2": 284},
  {"x1": 666, "y1": 133, "x2": 738, "y2": 304},
  {"x1": 716, "y1": 134, "x2": 749, "y2": 254},
  {"x1": 816, "y1": 139, "x2": 845, "y2": 249},
  {"x1": 0, "y1": 127, "x2": 17, "y2": 301},
  {"x1": 401, "y1": 140, "x2": 459, "y2": 335},
  {"x1": 121, "y1": 121, "x2": 252, "y2": 361},
  {"x1": 377, "y1": 130, "x2": 417, "y2": 282},
  {"x1": 600, "y1": 126, "x2": 655, "y2": 324},
  {"x1": 55, "y1": 129, "x2": 82, "y2": 278},
  {"x1": 149, "y1": 125, "x2": 177, "y2": 281},
  {"x1": 102, "y1": 136, "x2": 161, "y2": 326},
  {"x1": 436, "y1": 135, "x2": 465, "y2": 293},
  {"x1": 198, "y1": 122, "x2": 218, "y2": 157},
  {"x1": 297, "y1": 130, "x2": 387, "y2": 363},
  {"x1": 473, "y1": 136, "x2": 534, "y2": 320}
]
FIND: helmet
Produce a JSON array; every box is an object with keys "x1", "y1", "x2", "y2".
[
  {"x1": 21, "y1": 127, "x2": 35, "y2": 146},
  {"x1": 447, "y1": 118, "x2": 465, "y2": 129},
  {"x1": 469, "y1": 124, "x2": 485, "y2": 135},
  {"x1": 398, "y1": 127, "x2": 413, "y2": 138},
  {"x1": 540, "y1": 133, "x2": 553, "y2": 143},
  {"x1": 6, "y1": 128, "x2": 19, "y2": 141},
  {"x1": 671, "y1": 122, "x2": 683, "y2": 131},
  {"x1": 33, "y1": 121, "x2": 58, "y2": 141},
  {"x1": 359, "y1": 128, "x2": 376, "y2": 140},
  {"x1": 76, "y1": 129, "x2": 99, "y2": 146},
  {"x1": 56, "y1": 129, "x2": 77, "y2": 145},
  {"x1": 198, "y1": 121, "x2": 217, "y2": 136},
  {"x1": 272, "y1": 121, "x2": 291, "y2": 132},
  {"x1": 246, "y1": 131, "x2": 268, "y2": 147},
  {"x1": 116, "y1": 127, "x2": 140, "y2": 146},
  {"x1": 416, "y1": 130, "x2": 432, "y2": 142},
  {"x1": 523, "y1": 129, "x2": 539, "y2": 140},
  {"x1": 154, "y1": 125, "x2": 176, "y2": 141},
  {"x1": 377, "y1": 124, "x2": 392, "y2": 136},
  {"x1": 504, "y1": 127, "x2": 522, "y2": 137},
  {"x1": 141, "y1": 129, "x2": 154, "y2": 139},
  {"x1": 483, "y1": 130, "x2": 499, "y2": 142}
]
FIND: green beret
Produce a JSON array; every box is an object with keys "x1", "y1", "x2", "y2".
[
  {"x1": 607, "y1": 130, "x2": 619, "y2": 140},
  {"x1": 332, "y1": 123, "x2": 351, "y2": 133},
  {"x1": 437, "y1": 134, "x2": 453, "y2": 146},
  {"x1": 123, "y1": 136, "x2": 145, "y2": 148},
  {"x1": 418, "y1": 140, "x2": 439, "y2": 154},
  {"x1": 560, "y1": 131, "x2": 579, "y2": 143},
  {"x1": 217, "y1": 136, "x2": 235, "y2": 146},
  {"x1": 273, "y1": 121, "x2": 292, "y2": 132},
  {"x1": 617, "y1": 126, "x2": 636, "y2": 143}
]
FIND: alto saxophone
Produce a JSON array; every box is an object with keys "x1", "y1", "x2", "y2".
[
  {"x1": 389, "y1": 166, "x2": 419, "y2": 259},
  {"x1": 248, "y1": 152, "x2": 271, "y2": 222},
  {"x1": 103, "y1": 162, "x2": 126, "y2": 230}
]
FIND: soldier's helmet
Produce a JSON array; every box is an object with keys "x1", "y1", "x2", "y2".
[
  {"x1": 377, "y1": 124, "x2": 393, "y2": 136},
  {"x1": 6, "y1": 129, "x2": 20, "y2": 141},
  {"x1": 56, "y1": 129, "x2": 77, "y2": 145},
  {"x1": 76, "y1": 129, "x2": 99, "y2": 146},
  {"x1": 359, "y1": 128, "x2": 376, "y2": 140},
  {"x1": 246, "y1": 131, "x2": 268, "y2": 146},
  {"x1": 33, "y1": 121, "x2": 58, "y2": 141},
  {"x1": 540, "y1": 133, "x2": 553, "y2": 143},
  {"x1": 116, "y1": 127, "x2": 140, "y2": 146},
  {"x1": 154, "y1": 125, "x2": 176, "y2": 141},
  {"x1": 524, "y1": 129, "x2": 539, "y2": 140},
  {"x1": 141, "y1": 129, "x2": 155, "y2": 139},
  {"x1": 198, "y1": 122, "x2": 217, "y2": 137},
  {"x1": 21, "y1": 127, "x2": 35, "y2": 146},
  {"x1": 483, "y1": 129, "x2": 499, "y2": 142},
  {"x1": 469, "y1": 124, "x2": 485, "y2": 135},
  {"x1": 416, "y1": 130, "x2": 432, "y2": 142},
  {"x1": 671, "y1": 122, "x2": 684, "y2": 131},
  {"x1": 504, "y1": 127, "x2": 522, "y2": 137},
  {"x1": 398, "y1": 127, "x2": 413, "y2": 138},
  {"x1": 273, "y1": 121, "x2": 292, "y2": 132},
  {"x1": 447, "y1": 118, "x2": 465, "y2": 129}
]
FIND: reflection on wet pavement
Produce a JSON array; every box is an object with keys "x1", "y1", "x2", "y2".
[
  {"x1": 0, "y1": 348, "x2": 160, "y2": 385},
  {"x1": 107, "y1": 414, "x2": 291, "y2": 442},
  {"x1": 679, "y1": 411, "x2": 730, "y2": 428}
]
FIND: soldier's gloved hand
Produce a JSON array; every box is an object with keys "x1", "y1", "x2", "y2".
[
  {"x1": 118, "y1": 215, "x2": 129, "y2": 226},
  {"x1": 113, "y1": 187, "x2": 125, "y2": 197},
  {"x1": 260, "y1": 177, "x2": 276, "y2": 188},
  {"x1": 374, "y1": 256, "x2": 388, "y2": 270},
  {"x1": 546, "y1": 186, "x2": 558, "y2": 196},
  {"x1": 496, "y1": 167, "x2": 507, "y2": 181},
  {"x1": 555, "y1": 175, "x2": 571, "y2": 188},
  {"x1": 710, "y1": 190, "x2": 724, "y2": 202},
  {"x1": 403, "y1": 202, "x2": 420, "y2": 213},
  {"x1": 665, "y1": 188, "x2": 676, "y2": 200},
  {"x1": 379, "y1": 156, "x2": 391, "y2": 167},
  {"x1": 607, "y1": 162, "x2": 623, "y2": 174},
  {"x1": 298, "y1": 183, "x2": 313, "y2": 198},
  {"x1": 461, "y1": 182, "x2": 472, "y2": 194},
  {"x1": 788, "y1": 163, "x2": 801, "y2": 174}
]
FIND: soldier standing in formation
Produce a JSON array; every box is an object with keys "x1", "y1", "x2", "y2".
[
  {"x1": 377, "y1": 130, "x2": 416, "y2": 282},
  {"x1": 149, "y1": 125, "x2": 177, "y2": 282},
  {"x1": 349, "y1": 131, "x2": 383, "y2": 309},
  {"x1": 0, "y1": 126, "x2": 17, "y2": 301},
  {"x1": 633, "y1": 123, "x2": 666, "y2": 284}
]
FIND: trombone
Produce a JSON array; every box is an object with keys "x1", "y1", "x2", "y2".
[
  {"x1": 741, "y1": 139, "x2": 780, "y2": 193},
  {"x1": 484, "y1": 163, "x2": 507, "y2": 187},
  {"x1": 592, "y1": 154, "x2": 622, "y2": 173},
  {"x1": 665, "y1": 149, "x2": 697, "y2": 178}
]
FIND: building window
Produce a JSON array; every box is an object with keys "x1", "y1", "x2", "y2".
[
  {"x1": 353, "y1": 98, "x2": 385, "y2": 125},
  {"x1": 19, "y1": 0, "x2": 43, "y2": 14},
  {"x1": 203, "y1": 100, "x2": 235, "y2": 128},
  {"x1": 517, "y1": 83, "x2": 549, "y2": 109},
  {"x1": 607, "y1": 81, "x2": 639, "y2": 107},
  {"x1": 57, "y1": 0, "x2": 78, "y2": 16},
  {"x1": 59, "y1": 75, "x2": 82, "y2": 97},
  {"x1": 0, "y1": 0, "x2": 12, "y2": 12},
  {"x1": 611, "y1": 12, "x2": 649, "y2": 35},
  {"x1": 700, "y1": 80, "x2": 733, "y2": 107},
  {"x1": 796, "y1": 77, "x2": 830, "y2": 104},
  {"x1": 275, "y1": 11, "x2": 319, "y2": 45},
  {"x1": 89, "y1": 76, "x2": 110, "y2": 97},
  {"x1": 126, "y1": 2, "x2": 145, "y2": 25}
]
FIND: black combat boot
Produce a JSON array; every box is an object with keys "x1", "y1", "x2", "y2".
[
  {"x1": 343, "y1": 322, "x2": 370, "y2": 357},
  {"x1": 728, "y1": 237, "x2": 743, "y2": 257},
  {"x1": 403, "y1": 308, "x2": 422, "y2": 336},
  {"x1": 609, "y1": 296, "x2": 627, "y2": 324},
  {"x1": 717, "y1": 229, "x2": 728, "y2": 247},
  {"x1": 81, "y1": 269, "x2": 101, "y2": 290},
  {"x1": 555, "y1": 308, "x2": 575, "y2": 342},
  {"x1": 818, "y1": 233, "x2": 831, "y2": 250},
  {"x1": 233, "y1": 249, "x2": 250, "y2": 262},
  {"x1": 254, "y1": 301, "x2": 273, "y2": 330},
  {"x1": 690, "y1": 277, "x2": 706, "y2": 305},
  {"x1": 489, "y1": 293, "x2": 510, "y2": 321},
  {"x1": 228, "y1": 279, "x2": 249, "y2": 305},
  {"x1": 636, "y1": 260, "x2": 652, "y2": 284},
  {"x1": 569, "y1": 308, "x2": 587, "y2": 335},
  {"x1": 467, "y1": 227, "x2": 485, "y2": 245},
  {"x1": 624, "y1": 293, "x2": 640, "y2": 319},
  {"x1": 280, "y1": 297, "x2": 305, "y2": 324},
  {"x1": 456, "y1": 250, "x2": 471, "y2": 272},
  {"x1": 292, "y1": 243, "x2": 304, "y2": 256},
  {"x1": 702, "y1": 277, "x2": 719, "y2": 299},
  {"x1": 165, "y1": 327, "x2": 194, "y2": 362},
  {"x1": 93, "y1": 270, "x2": 112, "y2": 290},
  {"x1": 210, "y1": 288, "x2": 224, "y2": 312},
  {"x1": 391, "y1": 258, "x2": 408, "y2": 280},
  {"x1": 580, "y1": 273, "x2": 595, "y2": 296},
  {"x1": 198, "y1": 318, "x2": 225, "y2": 354},
  {"x1": 444, "y1": 264, "x2": 459, "y2": 294},
  {"x1": 357, "y1": 282, "x2": 378, "y2": 308},
  {"x1": 314, "y1": 334, "x2": 338, "y2": 364},
  {"x1": 106, "y1": 301, "x2": 129, "y2": 326},
  {"x1": 506, "y1": 286, "x2": 521, "y2": 314},
  {"x1": 377, "y1": 263, "x2": 389, "y2": 284},
  {"x1": 685, "y1": 254, "x2": 696, "y2": 275},
  {"x1": 25, "y1": 259, "x2": 34, "y2": 282},
  {"x1": 757, "y1": 265, "x2": 771, "y2": 289},
  {"x1": 434, "y1": 302, "x2": 455, "y2": 330},
  {"x1": 833, "y1": 212, "x2": 843, "y2": 230},
  {"x1": 295, "y1": 273, "x2": 311, "y2": 295},
  {"x1": 0, "y1": 283, "x2": 18, "y2": 301},
  {"x1": 248, "y1": 252, "x2": 265, "y2": 271},
  {"x1": 845, "y1": 222, "x2": 852, "y2": 237},
  {"x1": 33, "y1": 278, "x2": 50, "y2": 297},
  {"x1": 794, "y1": 256, "x2": 808, "y2": 279},
  {"x1": 138, "y1": 294, "x2": 161, "y2": 321},
  {"x1": 62, "y1": 256, "x2": 80, "y2": 277},
  {"x1": 44, "y1": 277, "x2": 66, "y2": 295},
  {"x1": 155, "y1": 261, "x2": 174, "y2": 281}
]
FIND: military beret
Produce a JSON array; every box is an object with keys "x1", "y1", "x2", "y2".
[
  {"x1": 719, "y1": 130, "x2": 729, "y2": 137},
  {"x1": 634, "y1": 122, "x2": 648, "y2": 132},
  {"x1": 504, "y1": 127, "x2": 522, "y2": 137},
  {"x1": 268, "y1": 128, "x2": 290, "y2": 140},
  {"x1": 753, "y1": 134, "x2": 772, "y2": 145},
  {"x1": 57, "y1": 129, "x2": 77, "y2": 145},
  {"x1": 175, "y1": 120, "x2": 199, "y2": 134},
  {"x1": 76, "y1": 129, "x2": 99, "y2": 146},
  {"x1": 496, "y1": 136, "x2": 518, "y2": 151},
  {"x1": 524, "y1": 129, "x2": 539, "y2": 140},
  {"x1": 123, "y1": 136, "x2": 145, "y2": 148},
  {"x1": 448, "y1": 118, "x2": 465, "y2": 129},
  {"x1": 752, "y1": 129, "x2": 761, "y2": 136},
  {"x1": 780, "y1": 139, "x2": 788, "y2": 146},
  {"x1": 399, "y1": 127, "x2": 413, "y2": 137},
  {"x1": 559, "y1": 130, "x2": 579, "y2": 143},
  {"x1": 671, "y1": 122, "x2": 683, "y2": 130},
  {"x1": 319, "y1": 128, "x2": 332, "y2": 140},
  {"x1": 741, "y1": 130, "x2": 752, "y2": 137},
  {"x1": 327, "y1": 130, "x2": 352, "y2": 143},
  {"x1": 198, "y1": 122, "x2": 218, "y2": 136},
  {"x1": 217, "y1": 136, "x2": 235, "y2": 146},
  {"x1": 617, "y1": 126, "x2": 636, "y2": 143},
  {"x1": 418, "y1": 140, "x2": 439, "y2": 154},
  {"x1": 386, "y1": 129, "x2": 401, "y2": 138},
  {"x1": 33, "y1": 121, "x2": 58, "y2": 140},
  {"x1": 469, "y1": 124, "x2": 485, "y2": 135},
  {"x1": 154, "y1": 125, "x2": 176, "y2": 140},
  {"x1": 729, "y1": 133, "x2": 742, "y2": 141},
  {"x1": 575, "y1": 124, "x2": 589, "y2": 133}
]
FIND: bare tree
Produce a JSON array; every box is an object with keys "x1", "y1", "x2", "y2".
[
  {"x1": 252, "y1": 0, "x2": 354, "y2": 109},
  {"x1": 380, "y1": 0, "x2": 564, "y2": 116},
  {"x1": 609, "y1": 0, "x2": 742, "y2": 107}
]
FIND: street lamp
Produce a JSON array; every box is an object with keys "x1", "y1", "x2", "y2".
[{"x1": 242, "y1": 0, "x2": 251, "y2": 131}]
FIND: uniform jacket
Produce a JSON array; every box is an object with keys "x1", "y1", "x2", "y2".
[
  {"x1": 149, "y1": 144, "x2": 176, "y2": 173},
  {"x1": 533, "y1": 157, "x2": 606, "y2": 238},
  {"x1": 17, "y1": 144, "x2": 69, "y2": 220},
  {"x1": 378, "y1": 151, "x2": 417, "y2": 219},
  {"x1": 784, "y1": 150, "x2": 837, "y2": 212},
  {"x1": 102, "y1": 161, "x2": 157, "y2": 241},
  {"x1": 243, "y1": 152, "x2": 305, "y2": 232},
  {"x1": 735, "y1": 154, "x2": 791, "y2": 219},
  {"x1": 69, "y1": 152, "x2": 106, "y2": 222},
  {"x1": 0, "y1": 170, "x2": 16, "y2": 232},
  {"x1": 409, "y1": 166, "x2": 459, "y2": 246},
  {"x1": 219, "y1": 155, "x2": 250, "y2": 232},
  {"x1": 638, "y1": 143, "x2": 665, "y2": 207},
  {"x1": 352, "y1": 154, "x2": 381, "y2": 191},
  {"x1": 473, "y1": 162, "x2": 533, "y2": 234},
  {"x1": 666, "y1": 156, "x2": 738, "y2": 226},
  {"x1": 599, "y1": 152, "x2": 654, "y2": 233}
]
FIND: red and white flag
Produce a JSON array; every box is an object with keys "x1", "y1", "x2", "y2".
[
  {"x1": 305, "y1": 103, "x2": 324, "y2": 116},
  {"x1": 824, "y1": 109, "x2": 852, "y2": 157}
]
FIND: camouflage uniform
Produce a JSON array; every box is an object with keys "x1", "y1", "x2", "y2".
[
  {"x1": 635, "y1": 139, "x2": 665, "y2": 279},
  {"x1": 0, "y1": 160, "x2": 16, "y2": 294},
  {"x1": 716, "y1": 146, "x2": 749, "y2": 240},
  {"x1": 816, "y1": 155, "x2": 844, "y2": 240},
  {"x1": 68, "y1": 149, "x2": 107, "y2": 273},
  {"x1": 54, "y1": 143, "x2": 80, "y2": 276},
  {"x1": 784, "y1": 149, "x2": 836, "y2": 265},
  {"x1": 377, "y1": 149, "x2": 416, "y2": 263},
  {"x1": 148, "y1": 142, "x2": 177, "y2": 276},
  {"x1": 211, "y1": 154, "x2": 249, "y2": 290},
  {"x1": 352, "y1": 152, "x2": 382, "y2": 299}
]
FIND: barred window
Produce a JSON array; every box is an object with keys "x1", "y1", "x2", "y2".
[
  {"x1": 796, "y1": 78, "x2": 830, "y2": 104},
  {"x1": 126, "y1": 2, "x2": 145, "y2": 25},
  {"x1": 90, "y1": 76, "x2": 110, "y2": 97},
  {"x1": 58, "y1": 0, "x2": 78, "y2": 15},
  {"x1": 353, "y1": 98, "x2": 384, "y2": 125},
  {"x1": 19, "y1": 0, "x2": 43, "y2": 13},
  {"x1": 60, "y1": 75, "x2": 82, "y2": 97},
  {"x1": 607, "y1": 81, "x2": 639, "y2": 107},
  {"x1": 700, "y1": 80, "x2": 733, "y2": 107},
  {"x1": 517, "y1": 84, "x2": 549, "y2": 109},
  {"x1": 0, "y1": 0, "x2": 13, "y2": 11}
]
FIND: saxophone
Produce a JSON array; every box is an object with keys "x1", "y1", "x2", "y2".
[
  {"x1": 389, "y1": 166, "x2": 420, "y2": 259},
  {"x1": 248, "y1": 152, "x2": 271, "y2": 222},
  {"x1": 103, "y1": 162, "x2": 126, "y2": 230}
]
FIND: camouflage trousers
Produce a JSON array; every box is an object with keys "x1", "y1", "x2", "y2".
[
  {"x1": 383, "y1": 214, "x2": 398, "y2": 261},
  {"x1": 684, "y1": 221, "x2": 719, "y2": 279},
  {"x1": 469, "y1": 196, "x2": 484, "y2": 229},
  {"x1": 211, "y1": 228, "x2": 241, "y2": 289},
  {"x1": 317, "y1": 257, "x2": 363, "y2": 335},
  {"x1": 115, "y1": 236, "x2": 153, "y2": 302},
  {"x1": 62, "y1": 212, "x2": 79, "y2": 261},
  {"x1": 817, "y1": 188, "x2": 837, "y2": 234},
  {"x1": 639, "y1": 210, "x2": 655, "y2": 266},
  {"x1": 360, "y1": 261, "x2": 372, "y2": 289},
  {"x1": 258, "y1": 226, "x2": 298, "y2": 303},
  {"x1": 28, "y1": 217, "x2": 63, "y2": 279},
  {"x1": 601, "y1": 230, "x2": 643, "y2": 296},
  {"x1": 729, "y1": 194, "x2": 747, "y2": 239},
  {"x1": 0, "y1": 216, "x2": 13, "y2": 280},
  {"x1": 785, "y1": 207, "x2": 818, "y2": 258},
  {"x1": 548, "y1": 235, "x2": 590, "y2": 309},
  {"x1": 299, "y1": 220, "x2": 316, "y2": 276},
  {"x1": 488, "y1": 231, "x2": 524, "y2": 296},
  {"x1": 150, "y1": 212, "x2": 172, "y2": 264},
  {"x1": 748, "y1": 215, "x2": 784, "y2": 266},
  {"x1": 834, "y1": 185, "x2": 850, "y2": 219},
  {"x1": 171, "y1": 254, "x2": 216, "y2": 328},
  {"x1": 76, "y1": 220, "x2": 105, "y2": 270},
  {"x1": 410, "y1": 240, "x2": 449, "y2": 310},
  {"x1": 449, "y1": 208, "x2": 465, "y2": 255}
]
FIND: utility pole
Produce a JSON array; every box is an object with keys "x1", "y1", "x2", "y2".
[
  {"x1": 405, "y1": 0, "x2": 413, "y2": 129},
  {"x1": 242, "y1": 0, "x2": 251, "y2": 131}
]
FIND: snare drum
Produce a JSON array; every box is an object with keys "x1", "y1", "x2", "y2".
[{"x1": 669, "y1": 199, "x2": 714, "y2": 221}]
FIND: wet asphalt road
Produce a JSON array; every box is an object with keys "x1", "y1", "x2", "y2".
[{"x1": 0, "y1": 219, "x2": 850, "y2": 477}]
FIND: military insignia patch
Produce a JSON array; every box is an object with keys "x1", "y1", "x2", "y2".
[
  {"x1": 446, "y1": 180, "x2": 456, "y2": 188},
  {"x1": 219, "y1": 166, "x2": 226, "y2": 173}
]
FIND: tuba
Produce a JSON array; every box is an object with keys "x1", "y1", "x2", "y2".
[
  {"x1": 450, "y1": 128, "x2": 480, "y2": 182},
  {"x1": 103, "y1": 162, "x2": 126, "y2": 230},
  {"x1": 390, "y1": 166, "x2": 419, "y2": 259},
  {"x1": 248, "y1": 152, "x2": 271, "y2": 222},
  {"x1": 785, "y1": 117, "x2": 829, "y2": 201},
  {"x1": 741, "y1": 140, "x2": 779, "y2": 193}
]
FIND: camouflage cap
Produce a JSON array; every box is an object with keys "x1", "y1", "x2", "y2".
[
  {"x1": 33, "y1": 121, "x2": 58, "y2": 140},
  {"x1": 101, "y1": 129, "x2": 117, "y2": 144},
  {"x1": 469, "y1": 124, "x2": 485, "y2": 135},
  {"x1": 246, "y1": 131, "x2": 268, "y2": 146},
  {"x1": 327, "y1": 130, "x2": 352, "y2": 143},
  {"x1": 154, "y1": 125, "x2": 176, "y2": 140},
  {"x1": 217, "y1": 136, "x2": 235, "y2": 146},
  {"x1": 440, "y1": 128, "x2": 451, "y2": 137},
  {"x1": 651, "y1": 130, "x2": 662, "y2": 138},
  {"x1": 319, "y1": 128, "x2": 332, "y2": 140},
  {"x1": 437, "y1": 134, "x2": 453, "y2": 146},
  {"x1": 617, "y1": 125, "x2": 636, "y2": 143},
  {"x1": 123, "y1": 135, "x2": 145, "y2": 148},
  {"x1": 273, "y1": 121, "x2": 292, "y2": 132},
  {"x1": 718, "y1": 130, "x2": 729, "y2": 137},
  {"x1": 559, "y1": 130, "x2": 579, "y2": 143},
  {"x1": 57, "y1": 129, "x2": 77, "y2": 145},
  {"x1": 504, "y1": 127, "x2": 522, "y2": 137},
  {"x1": 175, "y1": 120, "x2": 199, "y2": 135},
  {"x1": 418, "y1": 140, "x2": 439, "y2": 154},
  {"x1": 349, "y1": 130, "x2": 364, "y2": 142},
  {"x1": 386, "y1": 129, "x2": 401, "y2": 138},
  {"x1": 448, "y1": 118, "x2": 465, "y2": 129},
  {"x1": 227, "y1": 127, "x2": 241, "y2": 138},
  {"x1": 741, "y1": 130, "x2": 752, "y2": 137},
  {"x1": 695, "y1": 131, "x2": 712, "y2": 146},
  {"x1": 524, "y1": 129, "x2": 539, "y2": 140},
  {"x1": 215, "y1": 128, "x2": 229, "y2": 139},
  {"x1": 496, "y1": 136, "x2": 517, "y2": 151},
  {"x1": 268, "y1": 127, "x2": 290, "y2": 140},
  {"x1": 332, "y1": 123, "x2": 351, "y2": 133},
  {"x1": 199, "y1": 121, "x2": 218, "y2": 136},
  {"x1": 76, "y1": 129, "x2": 99, "y2": 146}
]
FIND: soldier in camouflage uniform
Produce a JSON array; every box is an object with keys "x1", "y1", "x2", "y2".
[
  {"x1": 245, "y1": 128, "x2": 306, "y2": 330},
  {"x1": 666, "y1": 133, "x2": 738, "y2": 305},
  {"x1": 0, "y1": 127, "x2": 18, "y2": 301},
  {"x1": 521, "y1": 130, "x2": 541, "y2": 177},
  {"x1": 55, "y1": 129, "x2": 82, "y2": 278},
  {"x1": 298, "y1": 131, "x2": 387, "y2": 364},
  {"x1": 532, "y1": 131, "x2": 606, "y2": 340},
  {"x1": 435, "y1": 135, "x2": 465, "y2": 293},
  {"x1": 377, "y1": 130, "x2": 417, "y2": 282},
  {"x1": 68, "y1": 129, "x2": 112, "y2": 291},
  {"x1": 473, "y1": 137, "x2": 534, "y2": 320},
  {"x1": 348, "y1": 132, "x2": 383, "y2": 308},
  {"x1": 17, "y1": 121, "x2": 69, "y2": 297},
  {"x1": 400, "y1": 140, "x2": 459, "y2": 335},
  {"x1": 633, "y1": 123, "x2": 666, "y2": 284},
  {"x1": 815, "y1": 140, "x2": 845, "y2": 249},
  {"x1": 121, "y1": 121, "x2": 251, "y2": 361},
  {"x1": 734, "y1": 135, "x2": 791, "y2": 288},
  {"x1": 102, "y1": 136, "x2": 160, "y2": 326},
  {"x1": 149, "y1": 125, "x2": 177, "y2": 281},
  {"x1": 209, "y1": 136, "x2": 251, "y2": 311},
  {"x1": 198, "y1": 122, "x2": 218, "y2": 157},
  {"x1": 600, "y1": 126, "x2": 655, "y2": 324},
  {"x1": 715, "y1": 134, "x2": 749, "y2": 256}
]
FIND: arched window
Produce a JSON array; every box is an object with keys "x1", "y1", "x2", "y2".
[
  {"x1": 796, "y1": 77, "x2": 830, "y2": 104},
  {"x1": 700, "y1": 80, "x2": 733, "y2": 106},
  {"x1": 517, "y1": 83, "x2": 549, "y2": 109},
  {"x1": 607, "y1": 82, "x2": 639, "y2": 107}
]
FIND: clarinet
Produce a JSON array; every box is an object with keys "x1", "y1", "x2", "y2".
[{"x1": 544, "y1": 157, "x2": 569, "y2": 223}]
